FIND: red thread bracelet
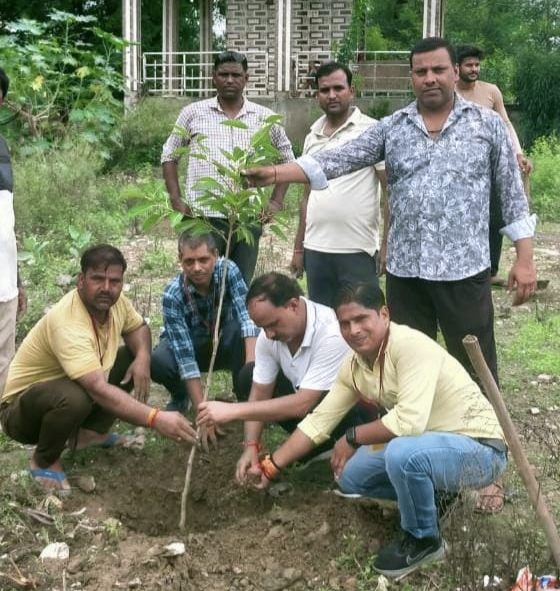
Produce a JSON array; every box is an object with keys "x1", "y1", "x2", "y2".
[
  {"x1": 146, "y1": 407, "x2": 160, "y2": 428},
  {"x1": 242, "y1": 440, "x2": 262, "y2": 452}
]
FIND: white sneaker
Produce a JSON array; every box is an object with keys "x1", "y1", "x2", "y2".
[
  {"x1": 295, "y1": 448, "x2": 333, "y2": 471},
  {"x1": 332, "y1": 488, "x2": 363, "y2": 499}
]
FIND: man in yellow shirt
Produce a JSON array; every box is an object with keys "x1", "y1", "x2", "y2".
[
  {"x1": 0, "y1": 244, "x2": 197, "y2": 494},
  {"x1": 249, "y1": 283, "x2": 507, "y2": 578}
]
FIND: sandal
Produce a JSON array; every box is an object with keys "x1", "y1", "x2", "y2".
[{"x1": 474, "y1": 480, "x2": 504, "y2": 513}]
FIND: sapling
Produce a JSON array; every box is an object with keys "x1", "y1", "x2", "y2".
[{"x1": 127, "y1": 115, "x2": 288, "y2": 529}]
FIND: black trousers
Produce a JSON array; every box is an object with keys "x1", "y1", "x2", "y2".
[
  {"x1": 0, "y1": 346, "x2": 134, "y2": 468},
  {"x1": 304, "y1": 249, "x2": 379, "y2": 308},
  {"x1": 151, "y1": 318, "x2": 247, "y2": 406},
  {"x1": 386, "y1": 270, "x2": 499, "y2": 386},
  {"x1": 207, "y1": 217, "x2": 262, "y2": 287}
]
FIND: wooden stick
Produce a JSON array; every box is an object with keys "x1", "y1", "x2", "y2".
[{"x1": 463, "y1": 334, "x2": 560, "y2": 569}]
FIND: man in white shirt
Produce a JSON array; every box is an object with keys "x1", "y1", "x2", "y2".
[
  {"x1": 290, "y1": 61, "x2": 386, "y2": 307},
  {"x1": 0, "y1": 66, "x2": 27, "y2": 396},
  {"x1": 197, "y1": 272, "x2": 376, "y2": 480},
  {"x1": 161, "y1": 50, "x2": 294, "y2": 285}
]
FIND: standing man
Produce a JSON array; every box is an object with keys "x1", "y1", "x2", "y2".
[
  {"x1": 161, "y1": 50, "x2": 295, "y2": 285},
  {"x1": 290, "y1": 61, "x2": 386, "y2": 307},
  {"x1": 150, "y1": 232, "x2": 259, "y2": 450},
  {"x1": 248, "y1": 283, "x2": 507, "y2": 578},
  {"x1": 243, "y1": 38, "x2": 536, "y2": 514},
  {"x1": 0, "y1": 66, "x2": 27, "y2": 396},
  {"x1": 455, "y1": 44, "x2": 533, "y2": 285},
  {"x1": 0, "y1": 245, "x2": 197, "y2": 494},
  {"x1": 243, "y1": 37, "x2": 536, "y2": 385},
  {"x1": 196, "y1": 272, "x2": 375, "y2": 479}
]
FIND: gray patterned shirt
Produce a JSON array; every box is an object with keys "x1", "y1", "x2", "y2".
[
  {"x1": 161, "y1": 96, "x2": 294, "y2": 218},
  {"x1": 299, "y1": 95, "x2": 536, "y2": 281}
]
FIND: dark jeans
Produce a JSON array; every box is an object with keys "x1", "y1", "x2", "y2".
[
  {"x1": 0, "y1": 346, "x2": 134, "y2": 468},
  {"x1": 489, "y1": 196, "x2": 505, "y2": 277},
  {"x1": 236, "y1": 362, "x2": 380, "y2": 442},
  {"x1": 207, "y1": 217, "x2": 262, "y2": 286},
  {"x1": 151, "y1": 318, "x2": 247, "y2": 406},
  {"x1": 386, "y1": 270, "x2": 499, "y2": 386},
  {"x1": 304, "y1": 249, "x2": 379, "y2": 308}
]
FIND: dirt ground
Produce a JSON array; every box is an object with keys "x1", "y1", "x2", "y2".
[
  {"x1": 1, "y1": 423, "x2": 397, "y2": 591},
  {"x1": 0, "y1": 227, "x2": 559, "y2": 591}
]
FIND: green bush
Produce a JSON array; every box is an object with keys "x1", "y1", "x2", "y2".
[
  {"x1": 13, "y1": 137, "x2": 129, "y2": 249},
  {"x1": 109, "y1": 97, "x2": 188, "y2": 172},
  {"x1": 0, "y1": 10, "x2": 125, "y2": 152},
  {"x1": 528, "y1": 134, "x2": 560, "y2": 222},
  {"x1": 514, "y1": 50, "x2": 560, "y2": 148}
]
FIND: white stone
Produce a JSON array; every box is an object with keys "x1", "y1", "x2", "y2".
[{"x1": 40, "y1": 542, "x2": 69, "y2": 561}]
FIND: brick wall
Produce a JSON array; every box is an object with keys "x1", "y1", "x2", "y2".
[{"x1": 226, "y1": 0, "x2": 353, "y2": 95}]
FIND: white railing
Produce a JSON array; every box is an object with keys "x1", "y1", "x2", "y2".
[
  {"x1": 140, "y1": 50, "x2": 411, "y2": 98},
  {"x1": 142, "y1": 50, "x2": 270, "y2": 97}
]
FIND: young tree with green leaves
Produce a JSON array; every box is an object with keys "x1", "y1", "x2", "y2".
[{"x1": 127, "y1": 115, "x2": 288, "y2": 529}]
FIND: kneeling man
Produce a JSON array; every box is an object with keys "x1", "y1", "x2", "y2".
[
  {"x1": 0, "y1": 244, "x2": 197, "y2": 493},
  {"x1": 249, "y1": 283, "x2": 507, "y2": 578}
]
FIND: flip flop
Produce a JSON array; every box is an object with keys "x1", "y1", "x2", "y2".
[
  {"x1": 94, "y1": 432, "x2": 145, "y2": 451},
  {"x1": 28, "y1": 468, "x2": 72, "y2": 496},
  {"x1": 474, "y1": 480, "x2": 505, "y2": 513},
  {"x1": 95, "y1": 432, "x2": 122, "y2": 448}
]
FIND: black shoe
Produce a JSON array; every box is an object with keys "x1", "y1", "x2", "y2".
[{"x1": 373, "y1": 531, "x2": 445, "y2": 578}]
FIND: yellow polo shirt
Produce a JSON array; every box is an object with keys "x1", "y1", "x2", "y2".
[
  {"x1": 298, "y1": 322, "x2": 504, "y2": 444},
  {"x1": 2, "y1": 289, "x2": 143, "y2": 403}
]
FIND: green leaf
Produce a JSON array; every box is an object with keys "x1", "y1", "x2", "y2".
[
  {"x1": 221, "y1": 119, "x2": 249, "y2": 130},
  {"x1": 192, "y1": 177, "x2": 227, "y2": 193}
]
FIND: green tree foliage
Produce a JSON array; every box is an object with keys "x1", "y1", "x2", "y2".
[
  {"x1": 341, "y1": 0, "x2": 560, "y2": 143},
  {"x1": 0, "y1": 0, "x2": 226, "y2": 54},
  {"x1": 446, "y1": 0, "x2": 525, "y2": 54},
  {"x1": 514, "y1": 50, "x2": 560, "y2": 148},
  {"x1": 335, "y1": 0, "x2": 422, "y2": 61},
  {"x1": 527, "y1": 134, "x2": 560, "y2": 221},
  {"x1": 0, "y1": 10, "x2": 125, "y2": 153}
]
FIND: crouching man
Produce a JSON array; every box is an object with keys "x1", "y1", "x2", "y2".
[
  {"x1": 249, "y1": 283, "x2": 507, "y2": 578},
  {"x1": 0, "y1": 244, "x2": 197, "y2": 494},
  {"x1": 197, "y1": 272, "x2": 377, "y2": 478}
]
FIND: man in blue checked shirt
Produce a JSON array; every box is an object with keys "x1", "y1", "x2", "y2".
[{"x1": 151, "y1": 231, "x2": 259, "y2": 449}]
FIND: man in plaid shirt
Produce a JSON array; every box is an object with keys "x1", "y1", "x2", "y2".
[{"x1": 151, "y1": 231, "x2": 260, "y2": 449}]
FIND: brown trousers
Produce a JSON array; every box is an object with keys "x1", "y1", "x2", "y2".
[{"x1": 0, "y1": 347, "x2": 133, "y2": 468}]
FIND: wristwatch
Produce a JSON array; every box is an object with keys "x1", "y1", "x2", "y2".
[{"x1": 345, "y1": 426, "x2": 360, "y2": 449}]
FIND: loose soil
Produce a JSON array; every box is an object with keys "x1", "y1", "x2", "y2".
[{"x1": 0, "y1": 227, "x2": 559, "y2": 591}]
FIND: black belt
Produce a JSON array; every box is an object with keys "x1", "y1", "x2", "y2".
[{"x1": 476, "y1": 438, "x2": 508, "y2": 454}]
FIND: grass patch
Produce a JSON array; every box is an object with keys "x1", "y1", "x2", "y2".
[{"x1": 502, "y1": 314, "x2": 560, "y2": 375}]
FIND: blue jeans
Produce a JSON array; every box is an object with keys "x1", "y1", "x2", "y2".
[{"x1": 337, "y1": 432, "x2": 507, "y2": 539}]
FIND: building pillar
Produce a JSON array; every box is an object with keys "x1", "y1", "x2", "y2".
[
  {"x1": 122, "y1": 0, "x2": 141, "y2": 107},
  {"x1": 200, "y1": 0, "x2": 213, "y2": 93},
  {"x1": 276, "y1": 0, "x2": 292, "y2": 92},
  {"x1": 163, "y1": 0, "x2": 179, "y2": 93},
  {"x1": 423, "y1": 0, "x2": 445, "y2": 38}
]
